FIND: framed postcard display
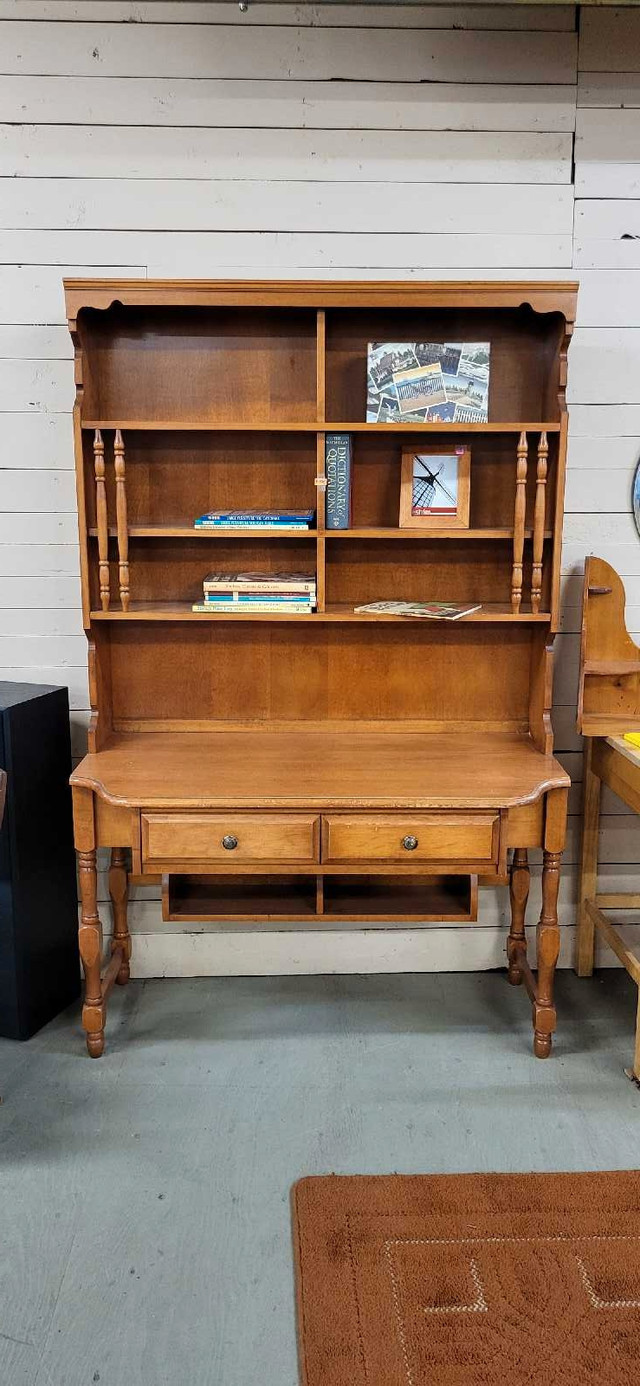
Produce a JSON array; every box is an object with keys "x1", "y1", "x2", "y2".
[
  {"x1": 399, "y1": 446, "x2": 471, "y2": 530},
  {"x1": 367, "y1": 341, "x2": 490, "y2": 424}
]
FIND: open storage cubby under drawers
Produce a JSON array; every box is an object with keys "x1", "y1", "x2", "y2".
[{"x1": 161, "y1": 873, "x2": 479, "y2": 926}]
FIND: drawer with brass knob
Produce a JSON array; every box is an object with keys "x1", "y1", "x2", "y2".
[
  {"x1": 141, "y1": 812, "x2": 320, "y2": 868},
  {"x1": 321, "y1": 813, "x2": 499, "y2": 868}
]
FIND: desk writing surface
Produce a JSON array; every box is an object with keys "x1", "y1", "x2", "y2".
[{"x1": 70, "y1": 730, "x2": 569, "y2": 810}]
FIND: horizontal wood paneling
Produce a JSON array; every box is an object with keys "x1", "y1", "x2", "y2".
[
  {"x1": 578, "y1": 72, "x2": 640, "y2": 108},
  {"x1": 124, "y1": 925, "x2": 640, "y2": 977},
  {"x1": 0, "y1": 634, "x2": 85, "y2": 667},
  {"x1": 0, "y1": 230, "x2": 570, "y2": 269},
  {"x1": 0, "y1": 125, "x2": 572, "y2": 185},
  {"x1": 0, "y1": 76, "x2": 578, "y2": 133},
  {"x1": 0, "y1": 606, "x2": 83, "y2": 636},
  {"x1": 0, "y1": 575, "x2": 82, "y2": 607},
  {"x1": 0, "y1": 542, "x2": 80, "y2": 578},
  {"x1": 576, "y1": 270, "x2": 640, "y2": 327},
  {"x1": 0, "y1": 360, "x2": 74, "y2": 411},
  {"x1": 574, "y1": 240, "x2": 640, "y2": 271},
  {"x1": 0, "y1": 4, "x2": 578, "y2": 30},
  {"x1": 0, "y1": 513, "x2": 79, "y2": 545},
  {"x1": 568, "y1": 330, "x2": 640, "y2": 404},
  {"x1": 0, "y1": 469, "x2": 77, "y2": 512},
  {"x1": 569, "y1": 405, "x2": 640, "y2": 437},
  {"x1": 567, "y1": 435, "x2": 640, "y2": 470},
  {"x1": 0, "y1": 327, "x2": 72, "y2": 359},
  {"x1": 575, "y1": 200, "x2": 640, "y2": 242},
  {"x1": 579, "y1": 7, "x2": 640, "y2": 73},
  {"x1": 0, "y1": 232, "x2": 573, "y2": 277},
  {"x1": 0, "y1": 179, "x2": 575, "y2": 234},
  {"x1": 575, "y1": 110, "x2": 640, "y2": 197},
  {"x1": 564, "y1": 469, "x2": 632, "y2": 512},
  {"x1": 0, "y1": 22, "x2": 577, "y2": 83}
]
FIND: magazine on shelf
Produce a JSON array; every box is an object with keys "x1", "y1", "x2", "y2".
[
  {"x1": 366, "y1": 342, "x2": 490, "y2": 424},
  {"x1": 353, "y1": 601, "x2": 482, "y2": 620}
]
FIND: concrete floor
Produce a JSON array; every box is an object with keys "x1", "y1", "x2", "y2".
[{"x1": 1, "y1": 970, "x2": 640, "y2": 1386}]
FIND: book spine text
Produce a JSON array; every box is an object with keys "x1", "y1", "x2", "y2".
[{"x1": 325, "y1": 434, "x2": 352, "y2": 530}]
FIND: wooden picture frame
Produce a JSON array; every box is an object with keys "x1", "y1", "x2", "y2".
[{"x1": 399, "y1": 445, "x2": 471, "y2": 529}]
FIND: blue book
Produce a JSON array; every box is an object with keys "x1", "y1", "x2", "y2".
[
  {"x1": 325, "y1": 435, "x2": 352, "y2": 529},
  {"x1": 194, "y1": 509, "x2": 314, "y2": 527}
]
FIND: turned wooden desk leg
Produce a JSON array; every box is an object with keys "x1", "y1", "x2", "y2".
[
  {"x1": 576, "y1": 738, "x2": 601, "y2": 978},
  {"x1": 533, "y1": 850, "x2": 561, "y2": 1058},
  {"x1": 508, "y1": 848, "x2": 530, "y2": 985},
  {"x1": 78, "y1": 849, "x2": 105, "y2": 1058},
  {"x1": 109, "y1": 847, "x2": 131, "y2": 985}
]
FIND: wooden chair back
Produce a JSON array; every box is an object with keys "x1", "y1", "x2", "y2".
[{"x1": 578, "y1": 555, "x2": 640, "y2": 736}]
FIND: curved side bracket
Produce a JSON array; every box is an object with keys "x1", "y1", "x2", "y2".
[{"x1": 578, "y1": 556, "x2": 640, "y2": 735}]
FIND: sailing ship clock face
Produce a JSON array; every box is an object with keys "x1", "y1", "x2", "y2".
[{"x1": 400, "y1": 445, "x2": 471, "y2": 530}]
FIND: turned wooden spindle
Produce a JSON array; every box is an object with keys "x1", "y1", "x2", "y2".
[
  {"x1": 533, "y1": 849, "x2": 562, "y2": 1059},
  {"x1": 531, "y1": 431, "x2": 548, "y2": 615},
  {"x1": 78, "y1": 849, "x2": 105, "y2": 1058},
  {"x1": 511, "y1": 430, "x2": 528, "y2": 614},
  {"x1": 114, "y1": 429, "x2": 130, "y2": 611},
  {"x1": 109, "y1": 846, "x2": 131, "y2": 985},
  {"x1": 507, "y1": 847, "x2": 530, "y2": 986},
  {"x1": 93, "y1": 428, "x2": 110, "y2": 611}
]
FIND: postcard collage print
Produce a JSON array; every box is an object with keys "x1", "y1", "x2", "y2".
[{"x1": 366, "y1": 341, "x2": 490, "y2": 426}]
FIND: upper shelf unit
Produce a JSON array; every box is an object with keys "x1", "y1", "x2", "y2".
[{"x1": 73, "y1": 292, "x2": 572, "y2": 430}]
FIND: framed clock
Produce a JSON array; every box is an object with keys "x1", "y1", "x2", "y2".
[{"x1": 399, "y1": 445, "x2": 471, "y2": 530}]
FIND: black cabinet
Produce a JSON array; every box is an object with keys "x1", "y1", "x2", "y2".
[{"x1": 0, "y1": 682, "x2": 79, "y2": 1039}]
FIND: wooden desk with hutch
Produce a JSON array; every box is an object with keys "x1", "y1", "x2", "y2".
[{"x1": 65, "y1": 278, "x2": 576, "y2": 1058}]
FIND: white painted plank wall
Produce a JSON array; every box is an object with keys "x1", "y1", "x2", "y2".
[{"x1": 2, "y1": 1, "x2": 640, "y2": 976}]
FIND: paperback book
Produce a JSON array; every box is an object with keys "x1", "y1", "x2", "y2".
[
  {"x1": 194, "y1": 509, "x2": 315, "y2": 530},
  {"x1": 192, "y1": 602, "x2": 314, "y2": 614},
  {"x1": 366, "y1": 342, "x2": 490, "y2": 424},
  {"x1": 203, "y1": 593, "x2": 315, "y2": 604},
  {"x1": 203, "y1": 572, "x2": 317, "y2": 594},
  {"x1": 353, "y1": 601, "x2": 481, "y2": 620}
]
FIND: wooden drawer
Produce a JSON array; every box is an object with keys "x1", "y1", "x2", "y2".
[
  {"x1": 321, "y1": 813, "x2": 499, "y2": 866},
  {"x1": 141, "y1": 813, "x2": 320, "y2": 867}
]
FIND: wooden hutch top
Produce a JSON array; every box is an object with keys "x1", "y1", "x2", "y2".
[{"x1": 66, "y1": 278, "x2": 577, "y2": 814}]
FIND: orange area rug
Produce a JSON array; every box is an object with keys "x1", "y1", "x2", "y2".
[{"x1": 293, "y1": 1171, "x2": 640, "y2": 1385}]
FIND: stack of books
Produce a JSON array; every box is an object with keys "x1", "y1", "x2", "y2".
[
  {"x1": 192, "y1": 572, "x2": 317, "y2": 614},
  {"x1": 194, "y1": 509, "x2": 315, "y2": 532}
]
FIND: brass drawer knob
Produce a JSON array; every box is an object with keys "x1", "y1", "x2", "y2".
[
  {"x1": 222, "y1": 834, "x2": 238, "y2": 851},
  {"x1": 402, "y1": 834, "x2": 418, "y2": 851}
]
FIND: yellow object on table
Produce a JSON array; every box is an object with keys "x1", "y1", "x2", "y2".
[{"x1": 624, "y1": 733, "x2": 640, "y2": 749}]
